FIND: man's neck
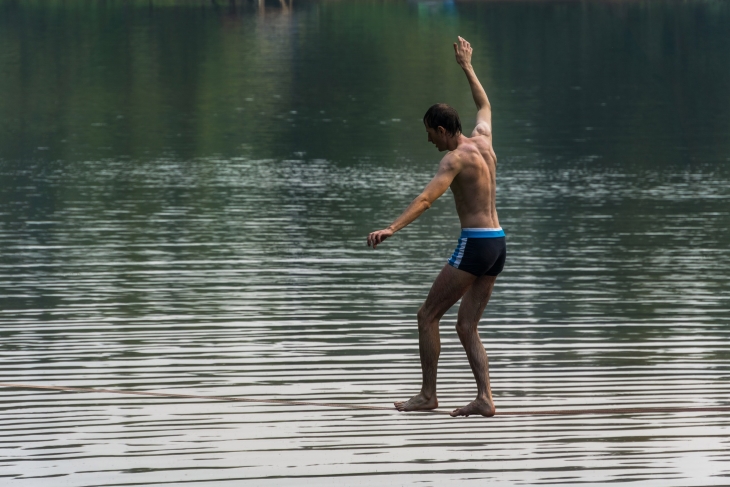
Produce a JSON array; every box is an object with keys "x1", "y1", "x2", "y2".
[{"x1": 445, "y1": 134, "x2": 464, "y2": 151}]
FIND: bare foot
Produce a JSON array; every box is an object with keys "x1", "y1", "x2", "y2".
[
  {"x1": 394, "y1": 393, "x2": 438, "y2": 412},
  {"x1": 450, "y1": 397, "x2": 495, "y2": 417}
]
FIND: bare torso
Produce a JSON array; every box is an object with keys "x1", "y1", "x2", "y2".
[{"x1": 447, "y1": 134, "x2": 499, "y2": 229}]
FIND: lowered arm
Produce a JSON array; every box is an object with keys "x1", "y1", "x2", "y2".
[{"x1": 367, "y1": 157, "x2": 460, "y2": 249}]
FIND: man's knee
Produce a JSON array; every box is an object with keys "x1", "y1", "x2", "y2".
[
  {"x1": 417, "y1": 306, "x2": 437, "y2": 331},
  {"x1": 455, "y1": 319, "x2": 476, "y2": 338}
]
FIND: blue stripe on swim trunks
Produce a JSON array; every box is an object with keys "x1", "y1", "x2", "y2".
[
  {"x1": 460, "y1": 227, "x2": 505, "y2": 238},
  {"x1": 448, "y1": 227, "x2": 505, "y2": 268}
]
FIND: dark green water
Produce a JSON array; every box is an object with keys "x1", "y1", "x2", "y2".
[{"x1": 1, "y1": 1, "x2": 729, "y2": 485}]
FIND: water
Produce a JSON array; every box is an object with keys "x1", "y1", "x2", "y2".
[{"x1": 1, "y1": 1, "x2": 730, "y2": 485}]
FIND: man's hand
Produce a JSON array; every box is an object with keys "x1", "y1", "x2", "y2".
[
  {"x1": 454, "y1": 36, "x2": 473, "y2": 68},
  {"x1": 367, "y1": 228, "x2": 394, "y2": 249}
]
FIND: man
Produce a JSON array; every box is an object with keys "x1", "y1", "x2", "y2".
[{"x1": 367, "y1": 37, "x2": 505, "y2": 418}]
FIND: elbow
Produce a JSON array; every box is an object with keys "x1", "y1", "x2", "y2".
[{"x1": 418, "y1": 196, "x2": 433, "y2": 211}]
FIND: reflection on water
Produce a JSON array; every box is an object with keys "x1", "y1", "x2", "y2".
[{"x1": 1, "y1": 1, "x2": 730, "y2": 485}]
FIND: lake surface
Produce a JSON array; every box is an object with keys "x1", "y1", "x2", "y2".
[{"x1": 1, "y1": 0, "x2": 730, "y2": 485}]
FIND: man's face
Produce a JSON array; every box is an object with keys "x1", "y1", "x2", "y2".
[{"x1": 425, "y1": 124, "x2": 448, "y2": 152}]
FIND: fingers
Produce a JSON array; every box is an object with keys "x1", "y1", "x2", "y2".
[
  {"x1": 367, "y1": 230, "x2": 391, "y2": 249},
  {"x1": 454, "y1": 36, "x2": 472, "y2": 63},
  {"x1": 456, "y1": 36, "x2": 471, "y2": 52},
  {"x1": 372, "y1": 234, "x2": 381, "y2": 249},
  {"x1": 367, "y1": 231, "x2": 379, "y2": 249}
]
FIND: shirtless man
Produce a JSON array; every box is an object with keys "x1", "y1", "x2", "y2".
[{"x1": 367, "y1": 37, "x2": 504, "y2": 417}]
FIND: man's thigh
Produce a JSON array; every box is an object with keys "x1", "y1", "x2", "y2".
[{"x1": 420, "y1": 264, "x2": 477, "y2": 321}]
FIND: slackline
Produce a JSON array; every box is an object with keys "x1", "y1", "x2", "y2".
[{"x1": 1, "y1": 382, "x2": 729, "y2": 417}]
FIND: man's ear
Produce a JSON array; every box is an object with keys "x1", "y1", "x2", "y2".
[{"x1": 437, "y1": 126, "x2": 448, "y2": 136}]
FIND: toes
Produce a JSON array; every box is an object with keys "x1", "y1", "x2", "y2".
[{"x1": 450, "y1": 406, "x2": 475, "y2": 417}]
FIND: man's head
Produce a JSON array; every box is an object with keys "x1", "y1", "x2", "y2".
[{"x1": 423, "y1": 103, "x2": 462, "y2": 151}]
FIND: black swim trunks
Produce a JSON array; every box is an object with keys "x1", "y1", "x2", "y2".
[{"x1": 447, "y1": 228, "x2": 506, "y2": 277}]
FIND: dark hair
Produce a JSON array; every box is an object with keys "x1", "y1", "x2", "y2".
[{"x1": 423, "y1": 103, "x2": 462, "y2": 136}]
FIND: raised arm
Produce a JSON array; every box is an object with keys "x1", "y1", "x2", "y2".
[
  {"x1": 454, "y1": 36, "x2": 492, "y2": 139},
  {"x1": 367, "y1": 156, "x2": 461, "y2": 249}
]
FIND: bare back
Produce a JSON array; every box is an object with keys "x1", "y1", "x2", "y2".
[{"x1": 447, "y1": 134, "x2": 499, "y2": 229}]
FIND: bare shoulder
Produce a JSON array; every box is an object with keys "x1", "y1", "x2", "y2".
[
  {"x1": 467, "y1": 134, "x2": 496, "y2": 163},
  {"x1": 439, "y1": 148, "x2": 464, "y2": 171},
  {"x1": 456, "y1": 136, "x2": 491, "y2": 161},
  {"x1": 448, "y1": 139, "x2": 493, "y2": 181},
  {"x1": 470, "y1": 121, "x2": 492, "y2": 139},
  {"x1": 467, "y1": 132, "x2": 493, "y2": 150},
  {"x1": 443, "y1": 144, "x2": 481, "y2": 172}
]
